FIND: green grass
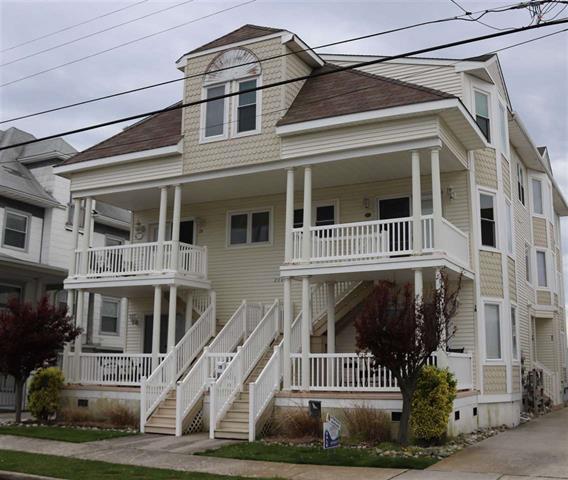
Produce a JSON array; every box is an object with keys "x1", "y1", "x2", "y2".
[
  {"x1": 0, "y1": 450, "x2": 277, "y2": 480},
  {"x1": 0, "y1": 425, "x2": 136, "y2": 443},
  {"x1": 197, "y1": 442, "x2": 437, "y2": 470}
]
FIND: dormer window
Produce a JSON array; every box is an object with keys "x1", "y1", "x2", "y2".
[
  {"x1": 474, "y1": 90, "x2": 490, "y2": 141},
  {"x1": 200, "y1": 48, "x2": 262, "y2": 143}
]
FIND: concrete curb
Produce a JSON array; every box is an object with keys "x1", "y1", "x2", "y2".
[{"x1": 0, "y1": 471, "x2": 57, "y2": 480}]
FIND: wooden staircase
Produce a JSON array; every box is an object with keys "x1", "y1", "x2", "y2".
[
  {"x1": 214, "y1": 338, "x2": 281, "y2": 440},
  {"x1": 145, "y1": 389, "x2": 177, "y2": 434}
]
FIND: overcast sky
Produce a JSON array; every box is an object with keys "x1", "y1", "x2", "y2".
[{"x1": 1, "y1": 0, "x2": 567, "y2": 278}]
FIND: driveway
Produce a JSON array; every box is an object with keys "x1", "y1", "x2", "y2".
[{"x1": 430, "y1": 407, "x2": 568, "y2": 479}]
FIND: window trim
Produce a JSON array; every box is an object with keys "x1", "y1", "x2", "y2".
[
  {"x1": 2, "y1": 208, "x2": 31, "y2": 252},
  {"x1": 516, "y1": 162, "x2": 526, "y2": 207},
  {"x1": 505, "y1": 199, "x2": 514, "y2": 257},
  {"x1": 226, "y1": 207, "x2": 273, "y2": 248},
  {"x1": 536, "y1": 249, "x2": 548, "y2": 288},
  {"x1": 200, "y1": 82, "x2": 229, "y2": 143},
  {"x1": 473, "y1": 88, "x2": 491, "y2": 143},
  {"x1": 525, "y1": 242, "x2": 532, "y2": 285},
  {"x1": 530, "y1": 177, "x2": 545, "y2": 217},
  {"x1": 293, "y1": 199, "x2": 340, "y2": 228},
  {"x1": 483, "y1": 301, "x2": 503, "y2": 362},
  {"x1": 479, "y1": 190, "x2": 498, "y2": 250},
  {"x1": 511, "y1": 304, "x2": 519, "y2": 362},
  {"x1": 100, "y1": 296, "x2": 121, "y2": 336},
  {"x1": 231, "y1": 76, "x2": 262, "y2": 138},
  {"x1": 498, "y1": 102, "x2": 509, "y2": 156}
]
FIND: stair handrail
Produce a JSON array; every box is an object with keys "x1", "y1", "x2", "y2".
[
  {"x1": 140, "y1": 291, "x2": 216, "y2": 432},
  {"x1": 175, "y1": 299, "x2": 258, "y2": 436},
  {"x1": 209, "y1": 299, "x2": 279, "y2": 439}
]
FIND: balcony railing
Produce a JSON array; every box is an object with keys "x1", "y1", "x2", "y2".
[
  {"x1": 290, "y1": 215, "x2": 469, "y2": 266},
  {"x1": 72, "y1": 241, "x2": 207, "y2": 279}
]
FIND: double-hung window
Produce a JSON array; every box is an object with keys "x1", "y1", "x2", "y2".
[
  {"x1": 536, "y1": 250, "x2": 548, "y2": 287},
  {"x1": 532, "y1": 178, "x2": 544, "y2": 215},
  {"x1": 101, "y1": 297, "x2": 120, "y2": 335},
  {"x1": 480, "y1": 193, "x2": 496, "y2": 248},
  {"x1": 236, "y1": 79, "x2": 258, "y2": 134},
  {"x1": 484, "y1": 303, "x2": 501, "y2": 360},
  {"x1": 228, "y1": 210, "x2": 271, "y2": 246},
  {"x1": 3, "y1": 210, "x2": 29, "y2": 250},
  {"x1": 204, "y1": 84, "x2": 226, "y2": 139},
  {"x1": 475, "y1": 91, "x2": 490, "y2": 141},
  {"x1": 511, "y1": 306, "x2": 519, "y2": 360},
  {"x1": 517, "y1": 163, "x2": 526, "y2": 206},
  {"x1": 293, "y1": 203, "x2": 336, "y2": 229}
]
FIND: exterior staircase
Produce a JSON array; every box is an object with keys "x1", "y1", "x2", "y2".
[
  {"x1": 145, "y1": 389, "x2": 177, "y2": 434},
  {"x1": 214, "y1": 337, "x2": 281, "y2": 440}
]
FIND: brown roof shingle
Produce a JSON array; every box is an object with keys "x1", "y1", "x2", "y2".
[
  {"x1": 64, "y1": 105, "x2": 182, "y2": 164},
  {"x1": 184, "y1": 24, "x2": 284, "y2": 56},
  {"x1": 277, "y1": 64, "x2": 454, "y2": 126}
]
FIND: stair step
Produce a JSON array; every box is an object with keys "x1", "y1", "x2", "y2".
[
  {"x1": 215, "y1": 430, "x2": 248, "y2": 440},
  {"x1": 145, "y1": 425, "x2": 176, "y2": 435},
  {"x1": 224, "y1": 411, "x2": 249, "y2": 422},
  {"x1": 150, "y1": 412, "x2": 176, "y2": 420},
  {"x1": 218, "y1": 419, "x2": 248, "y2": 430}
]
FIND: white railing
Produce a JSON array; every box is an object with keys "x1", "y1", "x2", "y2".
[
  {"x1": 536, "y1": 361, "x2": 560, "y2": 404},
  {"x1": 249, "y1": 344, "x2": 281, "y2": 441},
  {"x1": 209, "y1": 300, "x2": 279, "y2": 439},
  {"x1": 141, "y1": 296, "x2": 216, "y2": 430},
  {"x1": 74, "y1": 241, "x2": 207, "y2": 279},
  {"x1": 438, "y1": 219, "x2": 469, "y2": 265},
  {"x1": 193, "y1": 292, "x2": 212, "y2": 315},
  {"x1": 445, "y1": 352, "x2": 473, "y2": 390},
  {"x1": 175, "y1": 300, "x2": 261, "y2": 436},
  {"x1": 289, "y1": 215, "x2": 468, "y2": 266}
]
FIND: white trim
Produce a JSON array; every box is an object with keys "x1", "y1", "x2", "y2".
[
  {"x1": 200, "y1": 83, "x2": 230, "y2": 143},
  {"x1": 54, "y1": 145, "x2": 181, "y2": 175},
  {"x1": 1, "y1": 208, "x2": 31, "y2": 253},
  {"x1": 100, "y1": 296, "x2": 121, "y2": 336},
  {"x1": 478, "y1": 189, "x2": 498, "y2": 249},
  {"x1": 226, "y1": 207, "x2": 273, "y2": 248},
  {"x1": 483, "y1": 300, "x2": 504, "y2": 362},
  {"x1": 473, "y1": 87, "x2": 492, "y2": 146},
  {"x1": 293, "y1": 199, "x2": 339, "y2": 228},
  {"x1": 320, "y1": 53, "x2": 461, "y2": 67},
  {"x1": 231, "y1": 76, "x2": 262, "y2": 138}
]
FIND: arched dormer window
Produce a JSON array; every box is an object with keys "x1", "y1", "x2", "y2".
[{"x1": 201, "y1": 48, "x2": 262, "y2": 141}]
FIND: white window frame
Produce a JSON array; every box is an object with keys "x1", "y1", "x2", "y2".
[
  {"x1": 100, "y1": 297, "x2": 121, "y2": 336},
  {"x1": 200, "y1": 82, "x2": 229, "y2": 143},
  {"x1": 484, "y1": 301, "x2": 503, "y2": 361},
  {"x1": 511, "y1": 304, "x2": 519, "y2": 361},
  {"x1": 231, "y1": 76, "x2": 262, "y2": 138},
  {"x1": 473, "y1": 88, "x2": 491, "y2": 143},
  {"x1": 2, "y1": 208, "x2": 31, "y2": 252},
  {"x1": 525, "y1": 242, "x2": 532, "y2": 285},
  {"x1": 530, "y1": 177, "x2": 545, "y2": 217},
  {"x1": 479, "y1": 190, "x2": 498, "y2": 250},
  {"x1": 293, "y1": 199, "x2": 339, "y2": 228},
  {"x1": 536, "y1": 249, "x2": 548, "y2": 288},
  {"x1": 498, "y1": 102, "x2": 509, "y2": 156},
  {"x1": 505, "y1": 199, "x2": 514, "y2": 256},
  {"x1": 226, "y1": 207, "x2": 273, "y2": 248},
  {"x1": 516, "y1": 162, "x2": 526, "y2": 207}
]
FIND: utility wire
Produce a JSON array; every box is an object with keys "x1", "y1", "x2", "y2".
[
  {"x1": 1, "y1": 23, "x2": 566, "y2": 163},
  {"x1": 0, "y1": 0, "x2": 149, "y2": 53},
  {"x1": 0, "y1": 0, "x2": 257, "y2": 88},
  {"x1": 0, "y1": 0, "x2": 554, "y2": 123},
  {"x1": 1, "y1": 0, "x2": 197, "y2": 68},
  {"x1": 1, "y1": 16, "x2": 567, "y2": 153}
]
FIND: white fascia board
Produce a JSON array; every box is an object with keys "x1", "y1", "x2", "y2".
[
  {"x1": 175, "y1": 31, "x2": 289, "y2": 70},
  {"x1": 53, "y1": 144, "x2": 181, "y2": 176},
  {"x1": 0, "y1": 187, "x2": 61, "y2": 208},
  {"x1": 282, "y1": 34, "x2": 324, "y2": 67},
  {"x1": 320, "y1": 54, "x2": 458, "y2": 67}
]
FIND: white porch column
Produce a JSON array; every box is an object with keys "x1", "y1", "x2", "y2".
[
  {"x1": 69, "y1": 198, "x2": 82, "y2": 276},
  {"x1": 282, "y1": 277, "x2": 292, "y2": 390},
  {"x1": 171, "y1": 184, "x2": 182, "y2": 270},
  {"x1": 301, "y1": 276, "x2": 311, "y2": 390},
  {"x1": 284, "y1": 168, "x2": 295, "y2": 262},
  {"x1": 152, "y1": 286, "x2": 162, "y2": 368},
  {"x1": 326, "y1": 282, "x2": 336, "y2": 354},
  {"x1": 414, "y1": 268, "x2": 423, "y2": 301},
  {"x1": 156, "y1": 187, "x2": 168, "y2": 270},
  {"x1": 431, "y1": 147, "x2": 442, "y2": 250},
  {"x1": 412, "y1": 150, "x2": 422, "y2": 254},
  {"x1": 302, "y1": 167, "x2": 312, "y2": 263},
  {"x1": 167, "y1": 286, "x2": 178, "y2": 351},
  {"x1": 73, "y1": 289, "x2": 84, "y2": 381},
  {"x1": 80, "y1": 197, "x2": 93, "y2": 275},
  {"x1": 185, "y1": 289, "x2": 194, "y2": 331}
]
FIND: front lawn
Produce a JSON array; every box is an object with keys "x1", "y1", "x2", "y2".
[
  {"x1": 0, "y1": 425, "x2": 136, "y2": 443},
  {"x1": 197, "y1": 441, "x2": 438, "y2": 470},
  {"x1": 0, "y1": 450, "x2": 277, "y2": 480}
]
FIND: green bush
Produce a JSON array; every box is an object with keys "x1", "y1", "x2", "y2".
[
  {"x1": 410, "y1": 365, "x2": 457, "y2": 445},
  {"x1": 28, "y1": 367, "x2": 65, "y2": 422}
]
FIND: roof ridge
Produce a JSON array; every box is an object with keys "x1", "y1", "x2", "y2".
[{"x1": 325, "y1": 62, "x2": 454, "y2": 99}]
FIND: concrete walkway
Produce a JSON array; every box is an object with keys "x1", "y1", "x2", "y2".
[{"x1": 0, "y1": 409, "x2": 567, "y2": 479}]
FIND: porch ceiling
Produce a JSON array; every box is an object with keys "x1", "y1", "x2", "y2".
[{"x1": 92, "y1": 144, "x2": 463, "y2": 211}]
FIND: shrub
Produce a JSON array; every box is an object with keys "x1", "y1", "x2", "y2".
[
  {"x1": 58, "y1": 407, "x2": 95, "y2": 424},
  {"x1": 28, "y1": 367, "x2": 65, "y2": 422},
  {"x1": 343, "y1": 404, "x2": 391, "y2": 444},
  {"x1": 272, "y1": 407, "x2": 322, "y2": 439},
  {"x1": 410, "y1": 365, "x2": 457, "y2": 445},
  {"x1": 105, "y1": 404, "x2": 138, "y2": 429}
]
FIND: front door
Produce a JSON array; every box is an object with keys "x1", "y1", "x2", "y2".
[
  {"x1": 143, "y1": 314, "x2": 186, "y2": 353},
  {"x1": 378, "y1": 197, "x2": 411, "y2": 252},
  {"x1": 180, "y1": 220, "x2": 194, "y2": 244}
]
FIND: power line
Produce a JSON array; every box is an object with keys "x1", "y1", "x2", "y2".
[
  {"x1": 0, "y1": 0, "x2": 197, "y2": 68},
  {"x1": 0, "y1": 0, "x2": 257, "y2": 89},
  {"x1": 0, "y1": 0, "x2": 150, "y2": 53},
  {"x1": 1, "y1": 23, "x2": 566, "y2": 163},
  {"x1": 0, "y1": 0, "x2": 553, "y2": 124},
  {"x1": 1, "y1": 16, "x2": 567, "y2": 153}
]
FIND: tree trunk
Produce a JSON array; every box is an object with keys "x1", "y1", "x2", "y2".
[
  {"x1": 14, "y1": 376, "x2": 24, "y2": 424},
  {"x1": 398, "y1": 386, "x2": 413, "y2": 445}
]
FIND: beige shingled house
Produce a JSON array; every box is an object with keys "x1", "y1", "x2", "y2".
[{"x1": 55, "y1": 25, "x2": 568, "y2": 440}]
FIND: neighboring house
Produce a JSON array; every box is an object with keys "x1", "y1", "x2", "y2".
[
  {"x1": 55, "y1": 25, "x2": 567, "y2": 439},
  {"x1": 0, "y1": 128, "x2": 130, "y2": 409}
]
